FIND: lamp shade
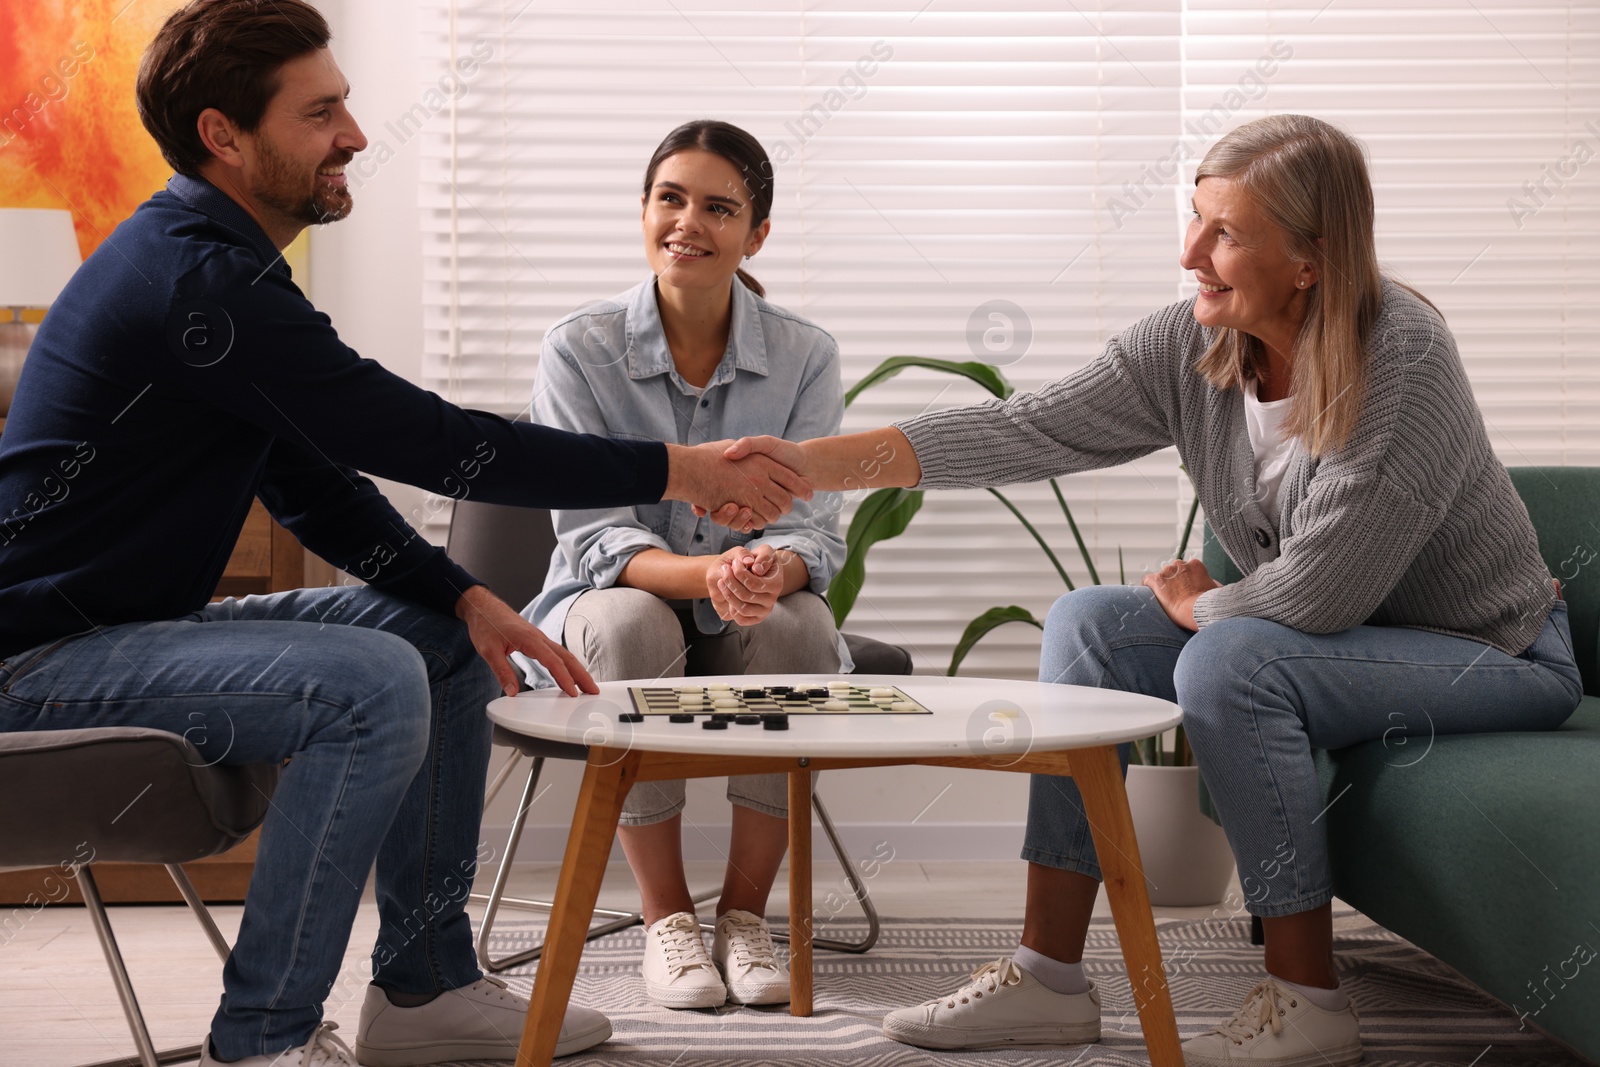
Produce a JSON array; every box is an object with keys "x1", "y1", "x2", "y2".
[{"x1": 0, "y1": 208, "x2": 82, "y2": 308}]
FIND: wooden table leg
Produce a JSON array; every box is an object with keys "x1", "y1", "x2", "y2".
[
  {"x1": 515, "y1": 748, "x2": 639, "y2": 1067},
  {"x1": 1072, "y1": 744, "x2": 1183, "y2": 1067},
  {"x1": 787, "y1": 767, "x2": 814, "y2": 1017}
]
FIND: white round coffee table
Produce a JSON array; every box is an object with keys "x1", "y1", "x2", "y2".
[{"x1": 488, "y1": 674, "x2": 1184, "y2": 1066}]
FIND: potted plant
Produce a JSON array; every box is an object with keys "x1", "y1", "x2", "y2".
[
  {"x1": 1124, "y1": 728, "x2": 1235, "y2": 906},
  {"x1": 838, "y1": 358, "x2": 1235, "y2": 905}
]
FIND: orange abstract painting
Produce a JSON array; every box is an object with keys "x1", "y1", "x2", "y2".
[
  {"x1": 0, "y1": 0, "x2": 186, "y2": 259},
  {"x1": 0, "y1": 0, "x2": 306, "y2": 274}
]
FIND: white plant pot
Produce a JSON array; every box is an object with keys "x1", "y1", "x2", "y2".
[{"x1": 1124, "y1": 764, "x2": 1236, "y2": 907}]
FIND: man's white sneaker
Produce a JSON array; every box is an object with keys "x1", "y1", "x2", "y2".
[
  {"x1": 197, "y1": 1022, "x2": 357, "y2": 1066},
  {"x1": 1182, "y1": 978, "x2": 1362, "y2": 1066},
  {"x1": 712, "y1": 909, "x2": 790, "y2": 1005},
  {"x1": 641, "y1": 911, "x2": 727, "y2": 1009},
  {"x1": 353, "y1": 976, "x2": 611, "y2": 1065},
  {"x1": 881, "y1": 957, "x2": 1101, "y2": 1050}
]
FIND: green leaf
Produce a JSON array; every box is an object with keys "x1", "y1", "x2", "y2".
[
  {"x1": 1049, "y1": 478, "x2": 1101, "y2": 586},
  {"x1": 845, "y1": 357, "x2": 1014, "y2": 407},
  {"x1": 946, "y1": 605, "x2": 1043, "y2": 676},
  {"x1": 987, "y1": 489, "x2": 1073, "y2": 590},
  {"x1": 1174, "y1": 493, "x2": 1201, "y2": 559},
  {"x1": 828, "y1": 487, "x2": 924, "y2": 627}
]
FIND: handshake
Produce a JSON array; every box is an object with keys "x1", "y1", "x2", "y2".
[
  {"x1": 665, "y1": 428, "x2": 918, "y2": 531},
  {"x1": 665, "y1": 435, "x2": 816, "y2": 532}
]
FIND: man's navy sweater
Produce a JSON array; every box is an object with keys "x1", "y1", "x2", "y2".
[{"x1": 0, "y1": 174, "x2": 667, "y2": 659}]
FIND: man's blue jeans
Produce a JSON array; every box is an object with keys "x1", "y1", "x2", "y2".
[
  {"x1": 0, "y1": 586, "x2": 500, "y2": 1059},
  {"x1": 1024, "y1": 585, "x2": 1583, "y2": 917}
]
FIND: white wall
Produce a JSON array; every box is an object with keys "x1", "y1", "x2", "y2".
[{"x1": 308, "y1": 0, "x2": 1030, "y2": 863}]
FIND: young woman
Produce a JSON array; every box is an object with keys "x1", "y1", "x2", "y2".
[
  {"x1": 521, "y1": 120, "x2": 849, "y2": 1010},
  {"x1": 719, "y1": 114, "x2": 1581, "y2": 1064}
]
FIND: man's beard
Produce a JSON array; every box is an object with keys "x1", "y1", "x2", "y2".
[{"x1": 255, "y1": 135, "x2": 353, "y2": 228}]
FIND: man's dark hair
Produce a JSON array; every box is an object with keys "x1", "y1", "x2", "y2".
[{"x1": 136, "y1": 0, "x2": 332, "y2": 176}]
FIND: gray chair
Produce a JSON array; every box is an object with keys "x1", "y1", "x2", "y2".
[
  {"x1": 448, "y1": 498, "x2": 904, "y2": 972},
  {"x1": 0, "y1": 727, "x2": 279, "y2": 1067}
]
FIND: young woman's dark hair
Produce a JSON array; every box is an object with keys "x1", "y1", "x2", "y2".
[
  {"x1": 136, "y1": 0, "x2": 332, "y2": 176},
  {"x1": 643, "y1": 120, "x2": 775, "y2": 297}
]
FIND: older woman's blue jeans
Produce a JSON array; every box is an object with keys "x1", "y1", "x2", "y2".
[
  {"x1": 1024, "y1": 585, "x2": 1582, "y2": 917},
  {"x1": 0, "y1": 587, "x2": 500, "y2": 1059}
]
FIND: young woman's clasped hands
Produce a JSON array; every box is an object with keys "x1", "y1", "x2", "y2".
[{"x1": 706, "y1": 544, "x2": 796, "y2": 627}]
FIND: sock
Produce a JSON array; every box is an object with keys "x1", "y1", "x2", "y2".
[
  {"x1": 382, "y1": 985, "x2": 442, "y2": 1008},
  {"x1": 1012, "y1": 945, "x2": 1090, "y2": 995},
  {"x1": 1277, "y1": 977, "x2": 1349, "y2": 1011}
]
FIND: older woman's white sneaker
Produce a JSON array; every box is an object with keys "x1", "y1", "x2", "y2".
[
  {"x1": 712, "y1": 909, "x2": 790, "y2": 1005},
  {"x1": 881, "y1": 957, "x2": 1101, "y2": 1050},
  {"x1": 1182, "y1": 978, "x2": 1362, "y2": 1066},
  {"x1": 642, "y1": 911, "x2": 727, "y2": 1009}
]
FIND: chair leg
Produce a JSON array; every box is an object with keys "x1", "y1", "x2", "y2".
[
  {"x1": 473, "y1": 758, "x2": 652, "y2": 973},
  {"x1": 483, "y1": 748, "x2": 526, "y2": 808},
  {"x1": 475, "y1": 757, "x2": 548, "y2": 972},
  {"x1": 471, "y1": 756, "x2": 721, "y2": 973},
  {"x1": 164, "y1": 865, "x2": 231, "y2": 963},
  {"x1": 768, "y1": 793, "x2": 880, "y2": 955},
  {"x1": 74, "y1": 866, "x2": 207, "y2": 1067},
  {"x1": 472, "y1": 755, "x2": 637, "y2": 921}
]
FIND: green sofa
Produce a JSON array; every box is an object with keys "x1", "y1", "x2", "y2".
[{"x1": 1201, "y1": 466, "x2": 1600, "y2": 1063}]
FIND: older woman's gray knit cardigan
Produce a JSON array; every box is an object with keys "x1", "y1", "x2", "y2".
[{"x1": 897, "y1": 279, "x2": 1554, "y2": 657}]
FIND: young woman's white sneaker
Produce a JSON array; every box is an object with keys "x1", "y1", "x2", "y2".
[
  {"x1": 641, "y1": 911, "x2": 727, "y2": 1009},
  {"x1": 712, "y1": 909, "x2": 790, "y2": 1005},
  {"x1": 881, "y1": 958, "x2": 1101, "y2": 1050},
  {"x1": 1181, "y1": 978, "x2": 1362, "y2": 1066}
]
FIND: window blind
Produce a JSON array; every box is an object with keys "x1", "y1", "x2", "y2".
[{"x1": 416, "y1": 1, "x2": 1598, "y2": 678}]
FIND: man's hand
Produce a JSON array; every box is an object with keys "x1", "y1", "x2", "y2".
[
  {"x1": 1140, "y1": 558, "x2": 1221, "y2": 632},
  {"x1": 455, "y1": 584, "x2": 597, "y2": 697},
  {"x1": 664, "y1": 439, "x2": 812, "y2": 532},
  {"x1": 698, "y1": 437, "x2": 814, "y2": 528},
  {"x1": 705, "y1": 543, "x2": 785, "y2": 626}
]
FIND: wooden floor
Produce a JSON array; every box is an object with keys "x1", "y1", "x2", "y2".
[{"x1": 2, "y1": 861, "x2": 1244, "y2": 1066}]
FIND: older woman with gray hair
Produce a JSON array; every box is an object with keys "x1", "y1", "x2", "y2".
[{"x1": 720, "y1": 114, "x2": 1582, "y2": 1064}]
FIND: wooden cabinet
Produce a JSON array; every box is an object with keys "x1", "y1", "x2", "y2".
[
  {"x1": 216, "y1": 498, "x2": 315, "y2": 598},
  {"x1": 0, "y1": 484, "x2": 327, "y2": 905}
]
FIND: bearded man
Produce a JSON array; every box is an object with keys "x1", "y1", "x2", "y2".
[{"x1": 0, "y1": 2, "x2": 806, "y2": 1064}]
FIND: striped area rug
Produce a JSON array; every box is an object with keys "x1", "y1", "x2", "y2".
[{"x1": 476, "y1": 913, "x2": 1585, "y2": 1066}]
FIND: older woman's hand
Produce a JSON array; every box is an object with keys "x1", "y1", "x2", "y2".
[{"x1": 1141, "y1": 558, "x2": 1221, "y2": 632}]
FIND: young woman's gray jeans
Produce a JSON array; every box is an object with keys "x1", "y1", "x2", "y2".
[
  {"x1": 563, "y1": 587, "x2": 841, "y2": 826},
  {"x1": 1026, "y1": 584, "x2": 1582, "y2": 917}
]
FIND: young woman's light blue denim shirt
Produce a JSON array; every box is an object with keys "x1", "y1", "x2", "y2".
[{"x1": 515, "y1": 277, "x2": 851, "y2": 686}]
